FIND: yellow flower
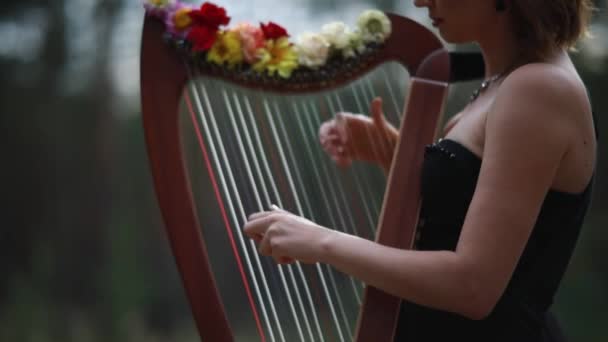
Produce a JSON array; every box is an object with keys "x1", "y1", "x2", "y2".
[
  {"x1": 253, "y1": 37, "x2": 299, "y2": 78},
  {"x1": 207, "y1": 31, "x2": 244, "y2": 68}
]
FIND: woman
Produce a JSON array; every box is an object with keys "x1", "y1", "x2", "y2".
[{"x1": 244, "y1": 0, "x2": 597, "y2": 340}]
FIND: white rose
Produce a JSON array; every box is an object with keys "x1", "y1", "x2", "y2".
[
  {"x1": 342, "y1": 29, "x2": 366, "y2": 58},
  {"x1": 294, "y1": 32, "x2": 330, "y2": 68},
  {"x1": 357, "y1": 10, "x2": 392, "y2": 43},
  {"x1": 321, "y1": 21, "x2": 352, "y2": 50}
]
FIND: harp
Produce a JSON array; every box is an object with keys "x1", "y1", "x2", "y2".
[{"x1": 140, "y1": 4, "x2": 471, "y2": 342}]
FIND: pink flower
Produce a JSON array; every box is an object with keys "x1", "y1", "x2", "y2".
[{"x1": 231, "y1": 22, "x2": 265, "y2": 63}]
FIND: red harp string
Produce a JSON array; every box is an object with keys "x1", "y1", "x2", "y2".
[{"x1": 184, "y1": 90, "x2": 267, "y2": 342}]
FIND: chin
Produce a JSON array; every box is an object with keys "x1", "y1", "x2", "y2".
[
  {"x1": 438, "y1": 30, "x2": 472, "y2": 44},
  {"x1": 436, "y1": 23, "x2": 478, "y2": 44}
]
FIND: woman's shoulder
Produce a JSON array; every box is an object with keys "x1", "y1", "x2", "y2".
[
  {"x1": 502, "y1": 62, "x2": 586, "y2": 108},
  {"x1": 490, "y1": 61, "x2": 590, "y2": 141},
  {"x1": 486, "y1": 59, "x2": 595, "y2": 193}
]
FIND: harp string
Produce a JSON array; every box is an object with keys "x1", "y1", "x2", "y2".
[
  {"x1": 364, "y1": 77, "x2": 398, "y2": 159},
  {"x1": 318, "y1": 96, "x2": 365, "y2": 239},
  {"x1": 360, "y1": 77, "x2": 395, "y2": 208},
  {"x1": 300, "y1": 100, "x2": 366, "y2": 306},
  {"x1": 182, "y1": 61, "x2": 408, "y2": 341},
  {"x1": 233, "y1": 91, "x2": 335, "y2": 341},
  {"x1": 361, "y1": 78, "x2": 396, "y2": 170},
  {"x1": 353, "y1": 67, "x2": 411, "y2": 233},
  {"x1": 380, "y1": 68, "x2": 402, "y2": 119},
  {"x1": 274, "y1": 97, "x2": 360, "y2": 304},
  {"x1": 187, "y1": 74, "x2": 286, "y2": 342},
  {"x1": 287, "y1": 99, "x2": 360, "y2": 340},
  {"x1": 303, "y1": 98, "x2": 372, "y2": 299},
  {"x1": 344, "y1": 83, "x2": 385, "y2": 217},
  {"x1": 227, "y1": 90, "x2": 351, "y2": 341},
  {"x1": 239, "y1": 92, "x2": 328, "y2": 341},
  {"x1": 349, "y1": 83, "x2": 393, "y2": 172},
  {"x1": 233, "y1": 90, "x2": 363, "y2": 339},
  {"x1": 198, "y1": 75, "x2": 348, "y2": 341},
  {"x1": 254, "y1": 67, "x2": 406, "y2": 336},
  {"x1": 235, "y1": 94, "x2": 320, "y2": 342},
  {"x1": 325, "y1": 93, "x2": 379, "y2": 237},
  {"x1": 183, "y1": 89, "x2": 269, "y2": 342},
  {"x1": 343, "y1": 84, "x2": 384, "y2": 226},
  {"x1": 201, "y1": 81, "x2": 324, "y2": 342},
  {"x1": 292, "y1": 100, "x2": 363, "y2": 340},
  {"x1": 264, "y1": 96, "x2": 364, "y2": 340},
  {"x1": 226, "y1": 91, "x2": 311, "y2": 341},
  {"x1": 239, "y1": 94, "x2": 330, "y2": 342}
]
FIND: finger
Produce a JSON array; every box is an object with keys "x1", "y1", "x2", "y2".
[
  {"x1": 334, "y1": 112, "x2": 349, "y2": 142},
  {"x1": 269, "y1": 238, "x2": 291, "y2": 264},
  {"x1": 334, "y1": 156, "x2": 352, "y2": 168},
  {"x1": 259, "y1": 232, "x2": 273, "y2": 257},
  {"x1": 248, "y1": 210, "x2": 273, "y2": 221},
  {"x1": 318, "y1": 122, "x2": 331, "y2": 141},
  {"x1": 251, "y1": 233, "x2": 264, "y2": 243},
  {"x1": 319, "y1": 121, "x2": 339, "y2": 140},
  {"x1": 278, "y1": 256, "x2": 295, "y2": 265},
  {"x1": 324, "y1": 143, "x2": 344, "y2": 158},
  {"x1": 270, "y1": 205, "x2": 295, "y2": 218},
  {"x1": 321, "y1": 132, "x2": 343, "y2": 150},
  {"x1": 274, "y1": 254, "x2": 293, "y2": 264},
  {"x1": 323, "y1": 134, "x2": 342, "y2": 145},
  {"x1": 243, "y1": 213, "x2": 278, "y2": 237},
  {"x1": 370, "y1": 97, "x2": 385, "y2": 129},
  {"x1": 270, "y1": 204, "x2": 286, "y2": 212},
  {"x1": 321, "y1": 141, "x2": 340, "y2": 158}
]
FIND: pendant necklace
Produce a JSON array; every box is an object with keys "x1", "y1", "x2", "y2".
[
  {"x1": 468, "y1": 72, "x2": 506, "y2": 103},
  {"x1": 468, "y1": 59, "x2": 522, "y2": 103}
]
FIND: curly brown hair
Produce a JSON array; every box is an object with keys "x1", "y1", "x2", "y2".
[{"x1": 509, "y1": 0, "x2": 595, "y2": 58}]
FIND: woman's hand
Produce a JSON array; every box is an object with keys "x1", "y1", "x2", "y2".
[
  {"x1": 243, "y1": 206, "x2": 334, "y2": 264},
  {"x1": 318, "y1": 97, "x2": 399, "y2": 171}
]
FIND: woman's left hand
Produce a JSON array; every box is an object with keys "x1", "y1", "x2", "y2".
[{"x1": 243, "y1": 206, "x2": 334, "y2": 264}]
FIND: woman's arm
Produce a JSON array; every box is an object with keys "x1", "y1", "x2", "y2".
[{"x1": 245, "y1": 64, "x2": 579, "y2": 320}]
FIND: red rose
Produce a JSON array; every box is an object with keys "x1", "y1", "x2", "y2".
[
  {"x1": 189, "y1": 2, "x2": 230, "y2": 28},
  {"x1": 187, "y1": 25, "x2": 218, "y2": 52},
  {"x1": 260, "y1": 22, "x2": 289, "y2": 40}
]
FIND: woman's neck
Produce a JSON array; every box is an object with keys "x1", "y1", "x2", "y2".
[
  {"x1": 477, "y1": 24, "x2": 524, "y2": 78},
  {"x1": 481, "y1": 45, "x2": 523, "y2": 79}
]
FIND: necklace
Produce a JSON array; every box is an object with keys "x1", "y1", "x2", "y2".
[
  {"x1": 468, "y1": 72, "x2": 506, "y2": 103},
  {"x1": 468, "y1": 55, "x2": 527, "y2": 103}
]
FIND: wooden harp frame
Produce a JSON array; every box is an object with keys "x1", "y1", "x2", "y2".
[{"x1": 140, "y1": 12, "x2": 451, "y2": 342}]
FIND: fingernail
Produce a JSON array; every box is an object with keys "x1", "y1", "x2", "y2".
[{"x1": 270, "y1": 204, "x2": 280, "y2": 210}]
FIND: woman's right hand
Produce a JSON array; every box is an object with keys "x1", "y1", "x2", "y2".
[{"x1": 318, "y1": 97, "x2": 399, "y2": 170}]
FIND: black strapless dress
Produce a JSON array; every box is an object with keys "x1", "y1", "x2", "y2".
[{"x1": 393, "y1": 138, "x2": 595, "y2": 341}]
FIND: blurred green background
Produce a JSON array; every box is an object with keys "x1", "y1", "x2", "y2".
[{"x1": 1, "y1": 0, "x2": 606, "y2": 341}]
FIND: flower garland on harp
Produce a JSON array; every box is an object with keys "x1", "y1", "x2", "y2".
[{"x1": 143, "y1": 0, "x2": 392, "y2": 79}]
